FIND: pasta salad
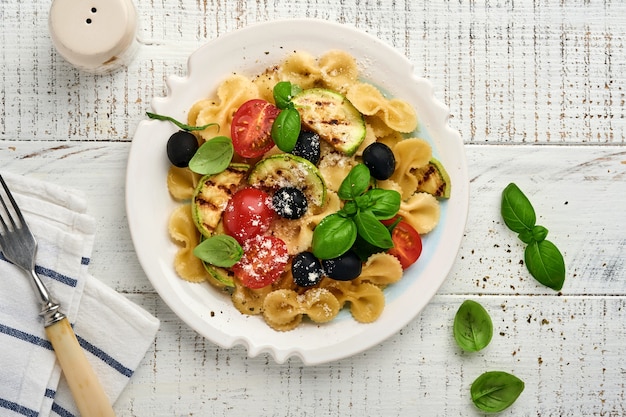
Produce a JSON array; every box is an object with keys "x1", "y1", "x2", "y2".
[{"x1": 160, "y1": 50, "x2": 451, "y2": 331}]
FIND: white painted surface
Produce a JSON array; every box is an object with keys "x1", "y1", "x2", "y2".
[{"x1": 1, "y1": 1, "x2": 625, "y2": 415}]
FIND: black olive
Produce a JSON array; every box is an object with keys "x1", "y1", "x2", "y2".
[
  {"x1": 167, "y1": 130, "x2": 199, "y2": 168},
  {"x1": 272, "y1": 187, "x2": 308, "y2": 219},
  {"x1": 292, "y1": 130, "x2": 321, "y2": 165},
  {"x1": 292, "y1": 252, "x2": 324, "y2": 287},
  {"x1": 362, "y1": 142, "x2": 396, "y2": 180},
  {"x1": 322, "y1": 250, "x2": 363, "y2": 281}
]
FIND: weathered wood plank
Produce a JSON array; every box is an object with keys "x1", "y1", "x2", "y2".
[
  {"x1": 117, "y1": 292, "x2": 626, "y2": 416},
  {"x1": 1, "y1": 1, "x2": 624, "y2": 144},
  {"x1": 3, "y1": 142, "x2": 623, "y2": 297}
]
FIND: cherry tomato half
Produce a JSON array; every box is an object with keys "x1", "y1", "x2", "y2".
[
  {"x1": 223, "y1": 187, "x2": 275, "y2": 244},
  {"x1": 386, "y1": 219, "x2": 422, "y2": 269},
  {"x1": 233, "y1": 235, "x2": 289, "y2": 289},
  {"x1": 230, "y1": 99, "x2": 281, "y2": 158}
]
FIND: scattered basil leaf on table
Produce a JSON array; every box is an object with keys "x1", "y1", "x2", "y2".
[
  {"x1": 188, "y1": 136, "x2": 234, "y2": 175},
  {"x1": 501, "y1": 183, "x2": 536, "y2": 232},
  {"x1": 525, "y1": 240, "x2": 566, "y2": 291},
  {"x1": 501, "y1": 183, "x2": 566, "y2": 291},
  {"x1": 453, "y1": 300, "x2": 493, "y2": 352},
  {"x1": 146, "y1": 111, "x2": 218, "y2": 132},
  {"x1": 193, "y1": 235, "x2": 243, "y2": 268},
  {"x1": 470, "y1": 371, "x2": 525, "y2": 413}
]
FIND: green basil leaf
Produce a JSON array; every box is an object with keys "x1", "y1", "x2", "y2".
[
  {"x1": 273, "y1": 81, "x2": 302, "y2": 109},
  {"x1": 517, "y1": 229, "x2": 534, "y2": 244},
  {"x1": 453, "y1": 300, "x2": 493, "y2": 352},
  {"x1": 352, "y1": 234, "x2": 386, "y2": 261},
  {"x1": 367, "y1": 188, "x2": 401, "y2": 220},
  {"x1": 354, "y1": 210, "x2": 394, "y2": 249},
  {"x1": 312, "y1": 213, "x2": 357, "y2": 259},
  {"x1": 188, "y1": 136, "x2": 234, "y2": 175},
  {"x1": 501, "y1": 183, "x2": 536, "y2": 233},
  {"x1": 471, "y1": 371, "x2": 524, "y2": 413},
  {"x1": 193, "y1": 235, "x2": 243, "y2": 268},
  {"x1": 338, "y1": 164, "x2": 370, "y2": 200},
  {"x1": 271, "y1": 108, "x2": 301, "y2": 152},
  {"x1": 146, "y1": 112, "x2": 218, "y2": 132},
  {"x1": 525, "y1": 239, "x2": 566, "y2": 290},
  {"x1": 531, "y1": 225, "x2": 549, "y2": 242},
  {"x1": 342, "y1": 200, "x2": 358, "y2": 216}
]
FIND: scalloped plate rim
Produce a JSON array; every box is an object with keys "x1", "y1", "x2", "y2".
[{"x1": 126, "y1": 18, "x2": 469, "y2": 365}]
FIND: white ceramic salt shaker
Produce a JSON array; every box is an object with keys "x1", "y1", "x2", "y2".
[{"x1": 49, "y1": 0, "x2": 138, "y2": 74}]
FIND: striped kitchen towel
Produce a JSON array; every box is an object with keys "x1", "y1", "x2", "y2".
[{"x1": 0, "y1": 172, "x2": 159, "y2": 417}]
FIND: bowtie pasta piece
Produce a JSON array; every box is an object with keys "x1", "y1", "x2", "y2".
[
  {"x1": 262, "y1": 288, "x2": 341, "y2": 332},
  {"x1": 347, "y1": 83, "x2": 418, "y2": 133},
  {"x1": 318, "y1": 50, "x2": 359, "y2": 93},
  {"x1": 168, "y1": 204, "x2": 208, "y2": 283},
  {"x1": 398, "y1": 192, "x2": 441, "y2": 234},
  {"x1": 321, "y1": 280, "x2": 386, "y2": 323},
  {"x1": 193, "y1": 75, "x2": 260, "y2": 142},
  {"x1": 390, "y1": 138, "x2": 433, "y2": 200},
  {"x1": 278, "y1": 51, "x2": 322, "y2": 90},
  {"x1": 167, "y1": 166, "x2": 200, "y2": 200},
  {"x1": 358, "y1": 253, "x2": 404, "y2": 287}
]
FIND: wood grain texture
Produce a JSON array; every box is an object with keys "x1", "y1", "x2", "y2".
[
  {"x1": 2, "y1": 142, "x2": 625, "y2": 415},
  {"x1": 1, "y1": 1, "x2": 624, "y2": 144},
  {"x1": 2, "y1": 0, "x2": 626, "y2": 415}
]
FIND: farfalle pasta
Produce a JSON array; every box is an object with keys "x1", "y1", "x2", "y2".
[{"x1": 167, "y1": 50, "x2": 449, "y2": 331}]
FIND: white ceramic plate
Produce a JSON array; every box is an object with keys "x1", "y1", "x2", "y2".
[{"x1": 126, "y1": 19, "x2": 469, "y2": 365}]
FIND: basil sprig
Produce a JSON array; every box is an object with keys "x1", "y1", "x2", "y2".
[
  {"x1": 188, "y1": 136, "x2": 234, "y2": 175},
  {"x1": 501, "y1": 183, "x2": 566, "y2": 291},
  {"x1": 271, "y1": 81, "x2": 302, "y2": 152},
  {"x1": 193, "y1": 235, "x2": 243, "y2": 268},
  {"x1": 470, "y1": 371, "x2": 525, "y2": 412},
  {"x1": 453, "y1": 300, "x2": 493, "y2": 352},
  {"x1": 312, "y1": 164, "x2": 400, "y2": 260},
  {"x1": 146, "y1": 112, "x2": 218, "y2": 132}
]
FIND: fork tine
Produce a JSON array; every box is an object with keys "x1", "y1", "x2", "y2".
[{"x1": 0, "y1": 175, "x2": 25, "y2": 231}]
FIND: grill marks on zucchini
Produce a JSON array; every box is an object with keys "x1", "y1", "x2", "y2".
[
  {"x1": 192, "y1": 164, "x2": 250, "y2": 237},
  {"x1": 413, "y1": 158, "x2": 451, "y2": 199},
  {"x1": 292, "y1": 88, "x2": 366, "y2": 156}
]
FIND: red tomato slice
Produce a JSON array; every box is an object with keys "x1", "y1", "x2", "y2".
[
  {"x1": 223, "y1": 187, "x2": 275, "y2": 244},
  {"x1": 387, "y1": 220, "x2": 422, "y2": 269},
  {"x1": 230, "y1": 99, "x2": 280, "y2": 158},
  {"x1": 233, "y1": 235, "x2": 289, "y2": 289}
]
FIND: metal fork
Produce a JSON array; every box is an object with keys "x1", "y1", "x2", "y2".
[{"x1": 0, "y1": 175, "x2": 116, "y2": 417}]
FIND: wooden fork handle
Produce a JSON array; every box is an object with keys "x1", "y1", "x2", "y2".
[{"x1": 45, "y1": 317, "x2": 116, "y2": 417}]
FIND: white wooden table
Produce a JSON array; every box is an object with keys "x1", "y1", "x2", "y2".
[{"x1": 2, "y1": 1, "x2": 625, "y2": 415}]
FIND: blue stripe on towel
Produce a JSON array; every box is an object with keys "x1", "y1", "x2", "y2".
[
  {"x1": 0, "y1": 324, "x2": 132, "y2": 378},
  {"x1": 0, "y1": 398, "x2": 39, "y2": 417},
  {"x1": 34, "y1": 265, "x2": 77, "y2": 288},
  {"x1": 0, "y1": 253, "x2": 78, "y2": 288},
  {"x1": 76, "y1": 334, "x2": 134, "y2": 378},
  {"x1": 51, "y1": 402, "x2": 75, "y2": 417},
  {"x1": 0, "y1": 323, "x2": 52, "y2": 350}
]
